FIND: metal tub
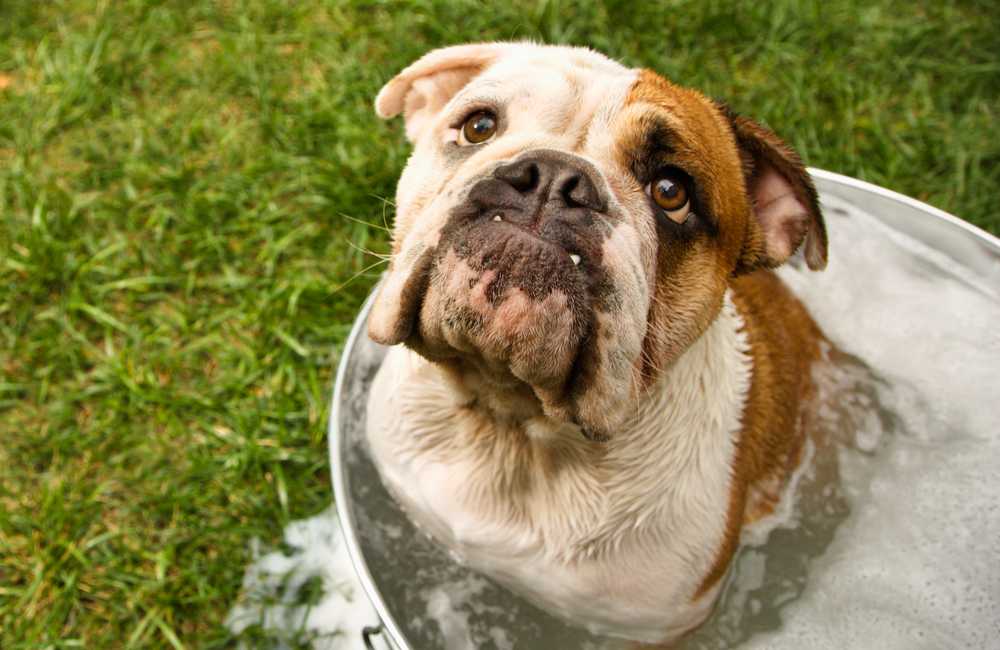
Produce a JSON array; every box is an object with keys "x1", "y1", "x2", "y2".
[{"x1": 328, "y1": 169, "x2": 1000, "y2": 650}]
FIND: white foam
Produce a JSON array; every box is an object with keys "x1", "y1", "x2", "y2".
[
  {"x1": 225, "y1": 507, "x2": 380, "y2": 649},
  {"x1": 421, "y1": 575, "x2": 523, "y2": 650},
  {"x1": 423, "y1": 580, "x2": 480, "y2": 650},
  {"x1": 739, "y1": 438, "x2": 816, "y2": 548}
]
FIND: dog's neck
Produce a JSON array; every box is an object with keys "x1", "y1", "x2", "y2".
[
  {"x1": 431, "y1": 359, "x2": 602, "y2": 445},
  {"x1": 435, "y1": 360, "x2": 546, "y2": 420}
]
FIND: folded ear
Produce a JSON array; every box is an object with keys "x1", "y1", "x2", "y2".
[
  {"x1": 375, "y1": 43, "x2": 509, "y2": 142},
  {"x1": 721, "y1": 107, "x2": 828, "y2": 273}
]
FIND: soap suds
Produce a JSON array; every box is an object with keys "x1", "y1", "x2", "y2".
[{"x1": 225, "y1": 507, "x2": 380, "y2": 649}]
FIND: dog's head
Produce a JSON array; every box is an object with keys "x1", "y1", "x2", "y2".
[{"x1": 368, "y1": 43, "x2": 826, "y2": 440}]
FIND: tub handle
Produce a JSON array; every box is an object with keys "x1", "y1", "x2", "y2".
[{"x1": 362, "y1": 623, "x2": 383, "y2": 649}]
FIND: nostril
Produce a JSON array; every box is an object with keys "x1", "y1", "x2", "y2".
[
  {"x1": 494, "y1": 153, "x2": 607, "y2": 211},
  {"x1": 560, "y1": 175, "x2": 582, "y2": 207},
  {"x1": 497, "y1": 161, "x2": 540, "y2": 194},
  {"x1": 515, "y1": 163, "x2": 540, "y2": 193},
  {"x1": 560, "y1": 173, "x2": 605, "y2": 211}
]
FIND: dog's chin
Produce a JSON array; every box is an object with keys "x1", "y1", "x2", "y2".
[{"x1": 426, "y1": 232, "x2": 585, "y2": 376}]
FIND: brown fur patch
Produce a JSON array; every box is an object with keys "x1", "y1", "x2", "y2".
[
  {"x1": 693, "y1": 269, "x2": 823, "y2": 599},
  {"x1": 617, "y1": 71, "x2": 752, "y2": 383}
]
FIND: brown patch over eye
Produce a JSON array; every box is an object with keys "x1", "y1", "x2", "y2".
[
  {"x1": 649, "y1": 172, "x2": 691, "y2": 223},
  {"x1": 462, "y1": 110, "x2": 497, "y2": 144}
]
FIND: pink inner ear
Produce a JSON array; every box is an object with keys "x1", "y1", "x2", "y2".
[{"x1": 753, "y1": 167, "x2": 811, "y2": 264}]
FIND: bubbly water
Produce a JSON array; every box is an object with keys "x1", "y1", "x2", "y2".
[
  {"x1": 229, "y1": 190, "x2": 1000, "y2": 649},
  {"x1": 225, "y1": 507, "x2": 377, "y2": 649}
]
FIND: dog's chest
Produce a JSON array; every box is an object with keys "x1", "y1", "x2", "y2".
[
  {"x1": 366, "y1": 301, "x2": 753, "y2": 643},
  {"x1": 366, "y1": 412, "x2": 702, "y2": 641}
]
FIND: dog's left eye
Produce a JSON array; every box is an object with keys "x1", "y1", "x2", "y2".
[
  {"x1": 460, "y1": 110, "x2": 498, "y2": 145},
  {"x1": 647, "y1": 172, "x2": 691, "y2": 224}
]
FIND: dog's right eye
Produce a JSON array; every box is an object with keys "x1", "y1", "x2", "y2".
[
  {"x1": 646, "y1": 171, "x2": 692, "y2": 224},
  {"x1": 460, "y1": 110, "x2": 498, "y2": 145}
]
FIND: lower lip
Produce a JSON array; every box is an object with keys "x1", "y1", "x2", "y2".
[{"x1": 481, "y1": 219, "x2": 581, "y2": 265}]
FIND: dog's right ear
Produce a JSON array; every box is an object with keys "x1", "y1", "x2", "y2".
[{"x1": 375, "y1": 43, "x2": 508, "y2": 142}]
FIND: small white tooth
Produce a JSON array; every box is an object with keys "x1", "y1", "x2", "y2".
[
  {"x1": 492, "y1": 214, "x2": 503, "y2": 222},
  {"x1": 570, "y1": 254, "x2": 581, "y2": 266}
]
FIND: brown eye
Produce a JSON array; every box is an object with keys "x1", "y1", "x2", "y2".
[
  {"x1": 461, "y1": 110, "x2": 498, "y2": 144},
  {"x1": 649, "y1": 173, "x2": 691, "y2": 223}
]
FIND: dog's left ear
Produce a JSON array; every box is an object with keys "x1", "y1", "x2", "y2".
[
  {"x1": 376, "y1": 43, "x2": 509, "y2": 142},
  {"x1": 721, "y1": 108, "x2": 828, "y2": 273}
]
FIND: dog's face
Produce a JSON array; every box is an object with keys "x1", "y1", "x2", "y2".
[{"x1": 369, "y1": 43, "x2": 826, "y2": 440}]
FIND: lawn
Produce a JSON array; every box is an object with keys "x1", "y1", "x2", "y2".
[{"x1": 0, "y1": 1, "x2": 997, "y2": 647}]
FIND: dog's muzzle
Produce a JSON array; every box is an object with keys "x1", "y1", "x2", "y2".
[
  {"x1": 437, "y1": 149, "x2": 612, "y2": 304},
  {"x1": 392, "y1": 150, "x2": 618, "y2": 409}
]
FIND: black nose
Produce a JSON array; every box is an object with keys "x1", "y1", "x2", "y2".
[{"x1": 493, "y1": 150, "x2": 607, "y2": 212}]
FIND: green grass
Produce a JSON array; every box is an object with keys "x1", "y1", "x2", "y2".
[{"x1": 0, "y1": 1, "x2": 996, "y2": 647}]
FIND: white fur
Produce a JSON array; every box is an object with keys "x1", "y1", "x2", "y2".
[
  {"x1": 369, "y1": 45, "x2": 641, "y2": 349},
  {"x1": 366, "y1": 293, "x2": 752, "y2": 643}
]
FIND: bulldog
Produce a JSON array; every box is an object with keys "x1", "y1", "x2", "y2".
[{"x1": 364, "y1": 42, "x2": 828, "y2": 646}]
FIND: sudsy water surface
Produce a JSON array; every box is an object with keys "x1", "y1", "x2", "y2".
[{"x1": 228, "y1": 189, "x2": 1000, "y2": 649}]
